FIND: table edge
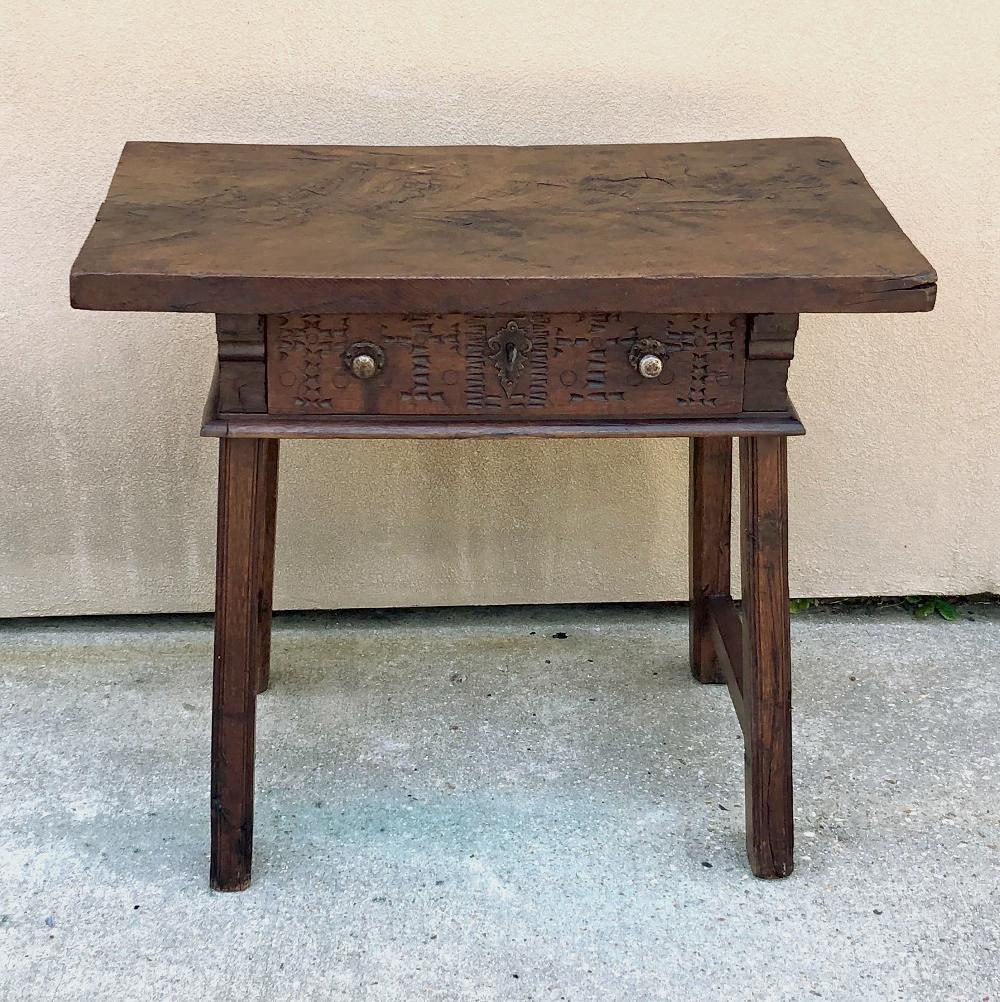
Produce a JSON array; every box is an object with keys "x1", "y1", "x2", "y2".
[
  {"x1": 200, "y1": 411, "x2": 807, "y2": 441},
  {"x1": 71, "y1": 272, "x2": 937, "y2": 316}
]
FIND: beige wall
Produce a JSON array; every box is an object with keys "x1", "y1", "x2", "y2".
[{"x1": 2, "y1": 2, "x2": 998, "y2": 617}]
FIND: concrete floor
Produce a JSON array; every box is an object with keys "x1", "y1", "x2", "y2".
[{"x1": 0, "y1": 604, "x2": 998, "y2": 1001}]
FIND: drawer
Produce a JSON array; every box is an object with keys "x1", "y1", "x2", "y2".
[{"x1": 265, "y1": 313, "x2": 747, "y2": 419}]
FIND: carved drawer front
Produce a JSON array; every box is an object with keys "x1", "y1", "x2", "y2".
[{"x1": 266, "y1": 313, "x2": 746, "y2": 418}]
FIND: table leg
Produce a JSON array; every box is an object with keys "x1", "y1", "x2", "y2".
[
  {"x1": 689, "y1": 437, "x2": 732, "y2": 684},
  {"x1": 739, "y1": 435, "x2": 794, "y2": 878},
  {"x1": 210, "y1": 437, "x2": 274, "y2": 891},
  {"x1": 255, "y1": 440, "x2": 280, "y2": 695}
]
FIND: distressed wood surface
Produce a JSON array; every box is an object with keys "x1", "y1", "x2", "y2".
[
  {"x1": 689, "y1": 437, "x2": 733, "y2": 684},
  {"x1": 210, "y1": 437, "x2": 275, "y2": 891},
  {"x1": 744, "y1": 314, "x2": 799, "y2": 412},
  {"x1": 739, "y1": 435, "x2": 794, "y2": 879},
  {"x1": 267, "y1": 312, "x2": 747, "y2": 418},
  {"x1": 254, "y1": 440, "x2": 279, "y2": 695},
  {"x1": 201, "y1": 412, "x2": 806, "y2": 440},
  {"x1": 70, "y1": 138, "x2": 935, "y2": 315},
  {"x1": 707, "y1": 595, "x2": 746, "y2": 735},
  {"x1": 217, "y1": 314, "x2": 266, "y2": 414}
]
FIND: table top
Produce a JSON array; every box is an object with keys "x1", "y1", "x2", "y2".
[{"x1": 70, "y1": 137, "x2": 935, "y2": 316}]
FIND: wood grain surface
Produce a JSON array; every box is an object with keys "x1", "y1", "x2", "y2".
[
  {"x1": 254, "y1": 440, "x2": 279, "y2": 695},
  {"x1": 689, "y1": 437, "x2": 733, "y2": 684},
  {"x1": 739, "y1": 435, "x2": 794, "y2": 879},
  {"x1": 200, "y1": 412, "x2": 806, "y2": 440},
  {"x1": 70, "y1": 138, "x2": 936, "y2": 315},
  {"x1": 210, "y1": 437, "x2": 274, "y2": 891},
  {"x1": 266, "y1": 312, "x2": 747, "y2": 418}
]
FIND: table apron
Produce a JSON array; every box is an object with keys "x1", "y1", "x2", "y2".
[{"x1": 206, "y1": 311, "x2": 801, "y2": 438}]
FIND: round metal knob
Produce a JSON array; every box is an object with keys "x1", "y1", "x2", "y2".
[
  {"x1": 344, "y1": 340, "x2": 386, "y2": 379},
  {"x1": 637, "y1": 353, "x2": 663, "y2": 379},
  {"x1": 349, "y1": 353, "x2": 378, "y2": 380}
]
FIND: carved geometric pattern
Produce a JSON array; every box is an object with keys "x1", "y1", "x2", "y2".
[
  {"x1": 660, "y1": 315, "x2": 740, "y2": 408},
  {"x1": 384, "y1": 318, "x2": 448, "y2": 403},
  {"x1": 680, "y1": 353, "x2": 716, "y2": 407},
  {"x1": 705, "y1": 331, "x2": 735, "y2": 352},
  {"x1": 569, "y1": 336, "x2": 626, "y2": 403},
  {"x1": 275, "y1": 314, "x2": 346, "y2": 409},
  {"x1": 265, "y1": 313, "x2": 746, "y2": 417},
  {"x1": 464, "y1": 317, "x2": 490, "y2": 408},
  {"x1": 401, "y1": 342, "x2": 443, "y2": 403},
  {"x1": 525, "y1": 317, "x2": 550, "y2": 407},
  {"x1": 553, "y1": 333, "x2": 588, "y2": 356},
  {"x1": 660, "y1": 332, "x2": 697, "y2": 353},
  {"x1": 568, "y1": 313, "x2": 626, "y2": 403}
]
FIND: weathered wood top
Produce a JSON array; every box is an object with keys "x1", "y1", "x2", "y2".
[{"x1": 70, "y1": 138, "x2": 935, "y2": 316}]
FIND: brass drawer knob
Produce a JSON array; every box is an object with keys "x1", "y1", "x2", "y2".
[
  {"x1": 628, "y1": 337, "x2": 667, "y2": 379},
  {"x1": 350, "y1": 353, "x2": 377, "y2": 379},
  {"x1": 637, "y1": 353, "x2": 663, "y2": 379},
  {"x1": 343, "y1": 341, "x2": 385, "y2": 380}
]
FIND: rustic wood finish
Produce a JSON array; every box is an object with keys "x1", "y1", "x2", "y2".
[
  {"x1": 740, "y1": 436, "x2": 794, "y2": 878},
  {"x1": 267, "y1": 312, "x2": 747, "y2": 419},
  {"x1": 202, "y1": 411, "x2": 806, "y2": 440},
  {"x1": 744, "y1": 314, "x2": 799, "y2": 412},
  {"x1": 70, "y1": 138, "x2": 937, "y2": 888},
  {"x1": 217, "y1": 314, "x2": 267, "y2": 414},
  {"x1": 689, "y1": 438, "x2": 733, "y2": 684},
  {"x1": 707, "y1": 595, "x2": 746, "y2": 734},
  {"x1": 210, "y1": 437, "x2": 275, "y2": 891},
  {"x1": 70, "y1": 138, "x2": 935, "y2": 316},
  {"x1": 255, "y1": 440, "x2": 280, "y2": 695},
  {"x1": 207, "y1": 309, "x2": 801, "y2": 437}
]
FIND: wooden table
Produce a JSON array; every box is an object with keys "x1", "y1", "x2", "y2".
[{"x1": 71, "y1": 137, "x2": 936, "y2": 890}]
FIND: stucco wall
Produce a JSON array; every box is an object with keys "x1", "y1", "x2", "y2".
[{"x1": 2, "y1": 2, "x2": 998, "y2": 616}]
